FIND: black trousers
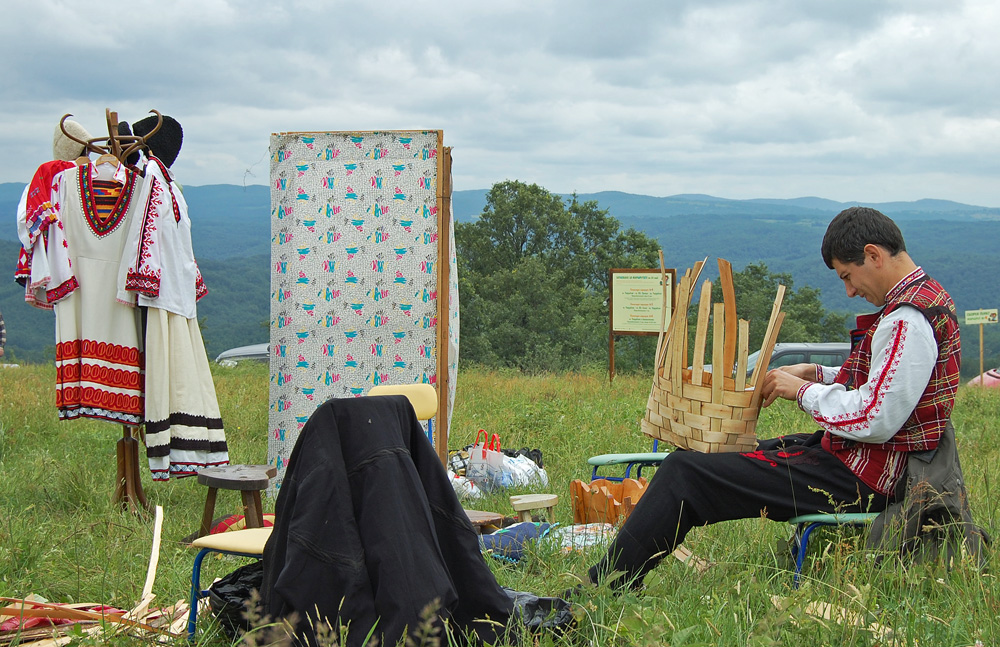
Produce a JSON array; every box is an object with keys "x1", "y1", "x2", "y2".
[{"x1": 589, "y1": 431, "x2": 891, "y2": 589}]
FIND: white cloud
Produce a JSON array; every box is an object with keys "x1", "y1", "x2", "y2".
[{"x1": 1, "y1": 0, "x2": 999, "y2": 206}]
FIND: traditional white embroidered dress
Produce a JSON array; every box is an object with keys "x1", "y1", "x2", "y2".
[
  {"x1": 118, "y1": 154, "x2": 207, "y2": 317},
  {"x1": 53, "y1": 163, "x2": 144, "y2": 423},
  {"x1": 119, "y1": 154, "x2": 229, "y2": 479}
]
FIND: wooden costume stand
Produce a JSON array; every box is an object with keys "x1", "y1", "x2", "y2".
[
  {"x1": 114, "y1": 425, "x2": 150, "y2": 513},
  {"x1": 59, "y1": 109, "x2": 164, "y2": 513}
]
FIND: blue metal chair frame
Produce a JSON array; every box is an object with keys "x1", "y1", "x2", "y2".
[
  {"x1": 588, "y1": 439, "x2": 668, "y2": 481},
  {"x1": 788, "y1": 512, "x2": 880, "y2": 588},
  {"x1": 187, "y1": 528, "x2": 270, "y2": 641},
  {"x1": 188, "y1": 546, "x2": 264, "y2": 640}
]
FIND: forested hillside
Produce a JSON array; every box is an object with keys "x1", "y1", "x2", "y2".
[
  {"x1": 2, "y1": 182, "x2": 997, "y2": 372},
  {"x1": 0, "y1": 238, "x2": 269, "y2": 363}
]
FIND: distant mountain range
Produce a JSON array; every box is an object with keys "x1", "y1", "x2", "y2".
[
  {"x1": 2, "y1": 182, "x2": 997, "y2": 365},
  {"x1": 453, "y1": 189, "x2": 1000, "y2": 223},
  {"x1": 3, "y1": 182, "x2": 999, "y2": 256}
]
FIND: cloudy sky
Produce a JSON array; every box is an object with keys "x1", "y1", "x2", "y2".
[{"x1": 3, "y1": 0, "x2": 999, "y2": 206}]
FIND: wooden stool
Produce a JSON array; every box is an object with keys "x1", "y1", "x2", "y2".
[
  {"x1": 197, "y1": 464, "x2": 277, "y2": 538},
  {"x1": 509, "y1": 493, "x2": 558, "y2": 522},
  {"x1": 464, "y1": 509, "x2": 504, "y2": 535}
]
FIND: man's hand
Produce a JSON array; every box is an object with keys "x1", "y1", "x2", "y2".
[
  {"x1": 762, "y1": 367, "x2": 808, "y2": 408},
  {"x1": 775, "y1": 362, "x2": 818, "y2": 381}
]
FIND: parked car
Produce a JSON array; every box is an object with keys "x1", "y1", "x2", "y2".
[
  {"x1": 969, "y1": 368, "x2": 1000, "y2": 388},
  {"x1": 746, "y1": 342, "x2": 852, "y2": 375},
  {"x1": 702, "y1": 342, "x2": 851, "y2": 377},
  {"x1": 215, "y1": 343, "x2": 269, "y2": 366}
]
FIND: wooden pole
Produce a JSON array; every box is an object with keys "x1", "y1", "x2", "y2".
[
  {"x1": 981, "y1": 323, "x2": 985, "y2": 380},
  {"x1": 609, "y1": 332, "x2": 616, "y2": 384},
  {"x1": 434, "y1": 135, "x2": 451, "y2": 467},
  {"x1": 609, "y1": 268, "x2": 615, "y2": 383},
  {"x1": 114, "y1": 425, "x2": 151, "y2": 514}
]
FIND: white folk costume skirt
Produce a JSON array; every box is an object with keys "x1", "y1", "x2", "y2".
[{"x1": 143, "y1": 307, "x2": 230, "y2": 480}]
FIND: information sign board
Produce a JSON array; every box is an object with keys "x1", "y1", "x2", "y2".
[
  {"x1": 965, "y1": 309, "x2": 998, "y2": 325},
  {"x1": 610, "y1": 269, "x2": 675, "y2": 335}
]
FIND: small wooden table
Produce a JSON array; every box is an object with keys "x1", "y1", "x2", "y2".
[
  {"x1": 509, "y1": 493, "x2": 558, "y2": 522},
  {"x1": 464, "y1": 509, "x2": 504, "y2": 535},
  {"x1": 197, "y1": 464, "x2": 277, "y2": 538}
]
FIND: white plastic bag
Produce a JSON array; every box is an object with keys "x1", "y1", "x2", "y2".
[
  {"x1": 467, "y1": 430, "x2": 504, "y2": 491},
  {"x1": 500, "y1": 454, "x2": 549, "y2": 488},
  {"x1": 447, "y1": 469, "x2": 483, "y2": 500}
]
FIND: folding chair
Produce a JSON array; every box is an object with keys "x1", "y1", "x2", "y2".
[
  {"x1": 587, "y1": 440, "x2": 668, "y2": 481},
  {"x1": 187, "y1": 527, "x2": 272, "y2": 640},
  {"x1": 787, "y1": 512, "x2": 879, "y2": 588},
  {"x1": 368, "y1": 383, "x2": 438, "y2": 443}
]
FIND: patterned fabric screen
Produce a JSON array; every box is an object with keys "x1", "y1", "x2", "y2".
[{"x1": 268, "y1": 130, "x2": 457, "y2": 489}]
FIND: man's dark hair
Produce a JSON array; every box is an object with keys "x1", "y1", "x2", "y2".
[{"x1": 821, "y1": 206, "x2": 906, "y2": 269}]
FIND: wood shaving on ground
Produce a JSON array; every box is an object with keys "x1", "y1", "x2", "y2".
[
  {"x1": 671, "y1": 544, "x2": 714, "y2": 573},
  {"x1": 769, "y1": 594, "x2": 896, "y2": 643},
  {"x1": 0, "y1": 506, "x2": 188, "y2": 644}
]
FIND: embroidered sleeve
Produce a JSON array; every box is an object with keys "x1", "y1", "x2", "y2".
[
  {"x1": 43, "y1": 220, "x2": 79, "y2": 305},
  {"x1": 36, "y1": 172, "x2": 78, "y2": 307},
  {"x1": 195, "y1": 263, "x2": 208, "y2": 301},
  {"x1": 798, "y1": 306, "x2": 936, "y2": 443},
  {"x1": 816, "y1": 364, "x2": 840, "y2": 384},
  {"x1": 124, "y1": 174, "x2": 165, "y2": 298},
  {"x1": 15, "y1": 184, "x2": 29, "y2": 249}
]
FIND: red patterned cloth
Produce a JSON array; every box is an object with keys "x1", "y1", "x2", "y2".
[{"x1": 14, "y1": 160, "x2": 75, "y2": 286}]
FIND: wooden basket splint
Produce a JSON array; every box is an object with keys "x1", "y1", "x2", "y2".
[{"x1": 641, "y1": 258, "x2": 786, "y2": 453}]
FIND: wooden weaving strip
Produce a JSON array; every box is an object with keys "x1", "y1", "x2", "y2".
[
  {"x1": 711, "y1": 302, "x2": 724, "y2": 411},
  {"x1": 718, "y1": 258, "x2": 738, "y2": 374},
  {"x1": 735, "y1": 319, "x2": 749, "y2": 391},
  {"x1": 691, "y1": 280, "x2": 712, "y2": 386},
  {"x1": 653, "y1": 250, "x2": 669, "y2": 368},
  {"x1": 750, "y1": 311, "x2": 786, "y2": 410}
]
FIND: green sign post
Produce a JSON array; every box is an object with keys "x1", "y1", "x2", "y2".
[{"x1": 965, "y1": 308, "x2": 998, "y2": 380}]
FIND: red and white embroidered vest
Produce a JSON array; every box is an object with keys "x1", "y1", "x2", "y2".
[{"x1": 822, "y1": 269, "x2": 961, "y2": 494}]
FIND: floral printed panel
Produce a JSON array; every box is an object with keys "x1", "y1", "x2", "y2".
[{"x1": 268, "y1": 131, "x2": 456, "y2": 489}]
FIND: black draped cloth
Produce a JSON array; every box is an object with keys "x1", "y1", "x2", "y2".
[{"x1": 261, "y1": 395, "x2": 514, "y2": 646}]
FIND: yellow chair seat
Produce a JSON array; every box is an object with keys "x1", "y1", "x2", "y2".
[
  {"x1": 190, "y1": 527, "x2": 271, "y2": 554},
  {"x1": 368, "y1": 383, "x2": 438, "y2": 420}
]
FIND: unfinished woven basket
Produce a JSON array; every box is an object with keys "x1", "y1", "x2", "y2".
[{"x1": 641, "y1": 258, "x2": 786, "y2": 453}]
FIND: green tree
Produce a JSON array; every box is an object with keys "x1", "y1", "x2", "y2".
[
  {"x1": 456, "y1": 181, "x2": 661, "y2": 372},
  {"x1": 708, "y1": 262, "x2": 849, "y2": 351}
]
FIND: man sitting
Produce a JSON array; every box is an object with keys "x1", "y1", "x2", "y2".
[{"x1": 587, "y1": 206, "x2": 961, "y2": 590}]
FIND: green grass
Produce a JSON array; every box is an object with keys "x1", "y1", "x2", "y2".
[{"x1": 0, "y1": 363, "x2": 996, "y2": 645}]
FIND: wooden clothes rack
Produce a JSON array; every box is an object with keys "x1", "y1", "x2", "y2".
[
  {"x1": 58, "y1": 108, "x2": 165, "y2": 513},
  {"x1": 59, "y1": 108, "x2": 163, "y2": 166}
]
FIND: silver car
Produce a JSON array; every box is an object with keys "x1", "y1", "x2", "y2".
[{"x1": 215, "y1": 343, "x2": 269, "y2": 366}]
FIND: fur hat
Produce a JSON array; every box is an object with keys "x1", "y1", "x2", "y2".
[
  {"x1": 133, "y1": 114, "x2": 183, "y2": 167},
  {"x1": 52, "y1": 119, "x2": 92, "y2": 161}
]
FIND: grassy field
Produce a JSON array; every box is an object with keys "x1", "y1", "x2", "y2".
[{"x1": 0, "y1": 362, "x2": 996, "y2": 646}]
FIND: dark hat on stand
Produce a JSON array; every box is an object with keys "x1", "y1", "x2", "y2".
[
  {"x1": 117, "y1": 121, "x2": 141, "y2": 167},
  {"x1": 133, "y1": 114, "x2": 183, "y2": 168}
]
